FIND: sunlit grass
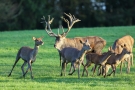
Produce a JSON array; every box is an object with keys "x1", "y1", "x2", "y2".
[{"x1": 0, "y1": 26, "x2": 135, "y2": 90}]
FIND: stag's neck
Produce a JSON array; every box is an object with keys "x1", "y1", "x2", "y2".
[{"x1": 60, "y1": 38, "x2": 76, "y2": 50}]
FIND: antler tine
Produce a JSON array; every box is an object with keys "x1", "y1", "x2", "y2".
[
  {"x1": 61, "y1": 25, "x2": 65, "y2": 33},
  {"x1": 41, "y1": 16, "x2": 46, "y2": 23},
  {"x1": 42, "y1": 15, "x2": 58, "y2": 37},
  {"x1": 60, "y1": 13, "x2": 81, "y2": 36},
  {"x1": 48, "y1": 15, "x2": 54, "y2": 24}
]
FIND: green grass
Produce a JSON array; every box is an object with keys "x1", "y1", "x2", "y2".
[{"x1": 0, "y1": 26, "x2": 135, "y2": 90}]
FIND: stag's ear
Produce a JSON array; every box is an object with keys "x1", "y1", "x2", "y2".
[{"x1": 33, "y1": 37, "x2": 36, "y2": 40}]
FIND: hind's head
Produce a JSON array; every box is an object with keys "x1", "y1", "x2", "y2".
[{"x1": 33, "y1": 37, "x2": 44, "y2": 46}]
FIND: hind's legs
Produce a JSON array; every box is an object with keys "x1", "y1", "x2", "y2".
[
  {"x1": 8, "y1": 57, "x2": 20, "y2": 77},
  {"x1": 21, "y1": 61, "x2": 27, "y2": 76}
]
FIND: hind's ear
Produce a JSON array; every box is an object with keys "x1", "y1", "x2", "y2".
[
  {"x1": 85, "y1": 39, "x2": 89, "y2": 43},
  {"x1": 79, "y1": 40, "x2": 83, "y2": 44},
  {"x1": 120, "y1": 43, "x2": 126, "y2": 48},
  {"x1": 33, "y1": 37, "x2": 36, "y2": 40}
]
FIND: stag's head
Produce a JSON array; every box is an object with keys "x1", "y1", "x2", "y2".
[{"x1": 41, "y1": 13, "x2": 81, "y2": 50}]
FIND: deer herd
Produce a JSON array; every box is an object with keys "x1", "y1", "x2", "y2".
[{"x1": 8, "y1": 13, "x2": 134, "y2": 79}]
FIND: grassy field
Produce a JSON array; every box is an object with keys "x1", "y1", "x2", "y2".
[{"x1": 0, "y1": 26, "x2": 135, "y2": 90}]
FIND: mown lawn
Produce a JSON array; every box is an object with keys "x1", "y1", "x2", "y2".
[{"x1": 0, "y1": 26, "x2": 135, "y2": 90}]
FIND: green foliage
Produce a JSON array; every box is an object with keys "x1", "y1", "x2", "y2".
[
  {"x1": 0, "y1": 0, "x2": 135, "y2": 31},
  {"x1": 0, "y1": 26, "x2": 135, "y2": 89}
]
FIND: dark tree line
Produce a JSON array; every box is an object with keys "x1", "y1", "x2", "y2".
[{"x1": 0, "y1": 0, "x2": 135, "y2": 31}]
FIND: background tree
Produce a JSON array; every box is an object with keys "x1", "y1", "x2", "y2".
[{"x1": 0, "y1": 0, "x2": 135, "y2": 31}]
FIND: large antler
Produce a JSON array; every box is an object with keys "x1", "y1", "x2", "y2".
[
  {"x1": 41, "y1": 15, "x2": 58, "y2": 37},
  {"x1": 61, "y1": 13, "x2": 81, "y2": 36}
]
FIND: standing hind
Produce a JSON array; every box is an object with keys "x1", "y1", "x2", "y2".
[{"x1": 8, "y1": 37, "x2": 44, "y2": 79}]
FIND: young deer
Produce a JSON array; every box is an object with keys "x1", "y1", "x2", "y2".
[
  {"x1": 8, "y1": 37, "x2": 44, "y2": 79},
  {"x1": 101, "y1": 44, "x2": 129, "y2": 78},
  {"x1": 60, "y1": 40, "x2": 91, "y2": 78},
  {"x1": 82, "y1": 47, "x2": 113, "y2": 77}
]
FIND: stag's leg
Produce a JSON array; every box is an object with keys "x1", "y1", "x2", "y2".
[
  {"x1": 61, "y1": 61, "x2": 66, "y2": 76},
  {"x1": 8, "y1": 56, "x2": 20, "y2": 77},
  {"x1": 21, "y1": 61, "x2": 27, "y2": 76},
  {"x1": 59, "y1": 51, "x2": 62, "y2": 66}
]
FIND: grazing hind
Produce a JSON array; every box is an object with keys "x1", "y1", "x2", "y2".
[{"x1": 8, "y1": 37, "x2": 44, "y2": 79}]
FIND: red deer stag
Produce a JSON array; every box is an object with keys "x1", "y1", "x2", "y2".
[
  {"x1": 8, "y1": 37, "x2": 44, "y2": 79},
  {"x1": 41, "y1": 13, "x2": 106, "y2": 66}
]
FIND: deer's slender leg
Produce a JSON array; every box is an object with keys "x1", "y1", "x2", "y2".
[
  {"x1": 85, "y1": 63, "x2": 91, "y2": 76},
  {"x1": 92, "y1": 65, "x2": 98, "y2": 76},
  {"x1": 8, "y1": 56, "x2": 20, "y2": 77},
  {"x1": 69, "y1": 64, "x2": 73, "y2": 74},
  {"x1": 21, "y1": 61, "x2": 27, "y2": 76},
  {"x1": 23, "y1": 61, "x2": 32, "y2": 78},
  {"x1": 107, "y1": 65, "x2": 115, "y2": 76},
  {"x1": 127, "y1": 58, "x2": 131, "y2": 73},
  {"x1": 78, "y1": 64, "x2": 80, "y2": 77},
  {"x1": 120, "y1": 61, "x2": 123, "y2": 74},
  {"x1": 68, "y1": 62, "x2": 76, "y2": 75}
]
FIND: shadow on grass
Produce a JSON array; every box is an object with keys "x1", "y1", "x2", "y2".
[{"x1": 32, "y1": 74, "x2": 122, "y2": 84}]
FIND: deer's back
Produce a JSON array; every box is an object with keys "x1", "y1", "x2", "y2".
[
  {"x1": 74, "y1": 36, "x2": 106, "y2": 53},
  {"x1": 112, "y1": 35, "x2": 134, "y2": 53},
  {"x1": 86, "y1": 53, "x2": 102, "y2": 64},
  {"x1": 61, "y1": 47, "x2": 80, "y2": 62}
]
